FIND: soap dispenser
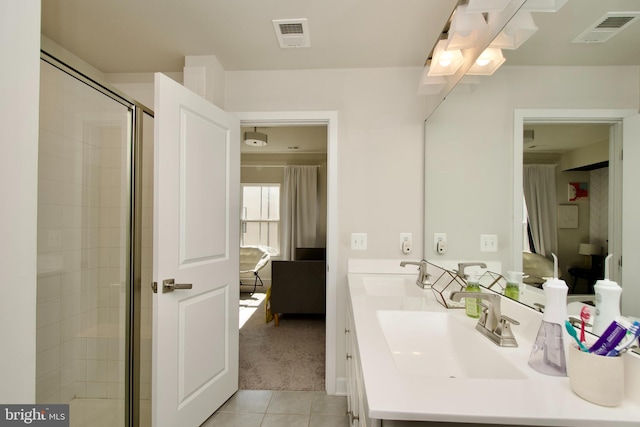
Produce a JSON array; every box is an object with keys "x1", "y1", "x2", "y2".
[
  {"x1": 592, "y1": 254, "x2": 622, "y2": 336},
  {"x1": 464, "y1": 272, "x2": 481, "y2": 318},
  {"x1": 504, "y1": 271, "x2": 523, "y2": 301},
  {"x1": 528, "y1": 254, "x2": 568, "y2": 377}
]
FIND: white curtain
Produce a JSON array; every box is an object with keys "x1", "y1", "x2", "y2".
[
  {"x1": 523, "y1": 164, "x2": 558, "y2": 257},
  {"x1": 281, "y1": 165, "x2": 318, "y2": 260}
]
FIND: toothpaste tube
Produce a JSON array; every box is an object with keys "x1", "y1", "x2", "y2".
[{"x1": 589, "y1": 320, "x2": 627, "y2": 355}]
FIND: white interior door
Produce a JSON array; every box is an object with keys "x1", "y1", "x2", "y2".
[{"x1": 152, "y1": 72, "x2": 240, "y2": 427}]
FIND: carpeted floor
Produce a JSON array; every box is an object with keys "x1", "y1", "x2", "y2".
[{"x1": 239, "y1": 293, "x2": 326, "y2": 391}]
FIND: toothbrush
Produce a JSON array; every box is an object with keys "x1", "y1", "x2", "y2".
[
  {"x1": 565, "y1": 320, "x2": 589, "y2": 352},
  {"x1": 607, "y1": 321, "x2": 640, "y2": 356},
  {"x1": 579, "y1": 306, "x2": 590, "y2": 343}
]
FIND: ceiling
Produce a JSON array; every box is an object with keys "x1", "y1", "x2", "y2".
[
  {"x1": 523, "y1": 123, "x2": 610, "y2": 154},
  {"x1": 41, "y1": 0, "x2": 640, "y2": 74},
  {"x1": 240, "y1": 126, "x2": 327, "y2": 154}
]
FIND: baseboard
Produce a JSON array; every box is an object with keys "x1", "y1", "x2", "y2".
[{"x1": 333, "y1": 377, "x2": 347, "y2": 396}]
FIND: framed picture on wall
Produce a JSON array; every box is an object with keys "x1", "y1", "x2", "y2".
[
  {"x1": 568, "y1": 182, "x2": 588, "y2": 201},
  {"x1": 558, "y1": 204, "x2": 579, "y2": 228}
]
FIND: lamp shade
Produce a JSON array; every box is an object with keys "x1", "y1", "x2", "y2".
[
  {"x1": 466, "y1": 48, "x2": 505, "y2": 75},
  {"x1": 489, "y1": 11, "x2": 538, "y2": 50},
  {"x1": 445, "y1": 5, "x2": 488, "y2": 50},
  {"x1": 578, "y1": 243, "x2": 601, "y2": 256},
  {"x1": 427, "y1": 40, "x2": 464, "y2": 76}
]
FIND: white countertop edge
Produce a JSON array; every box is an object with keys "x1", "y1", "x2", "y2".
[{"x1": 347, "y1": 271, "x2": 640, "y2": 426}]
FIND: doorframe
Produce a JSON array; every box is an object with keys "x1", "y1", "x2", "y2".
[
  {"x1": 513, "y1": 108, "x2": 636, "y2": 284},
  {"x1": 234, "y1": 110, "x2": 339, "y2": 394}
]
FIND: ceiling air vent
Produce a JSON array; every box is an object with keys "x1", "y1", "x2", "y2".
[
  {"x1": 572, "y1": 12, "x2": 640, "y2": 43},
  {"x1": 272, "y1": 18, "x2": 310, "y2": 48}
]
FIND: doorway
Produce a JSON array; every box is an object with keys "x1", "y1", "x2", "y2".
[
  {"x1": 513, "y1": 109, "x2": 632, "y2": 286},
  {"x1": 238, "y1": 124, "x2": 327, "y2": 390},
  {"x1": 522, "y1": 122, "x2": 612, "y2": 292},
  {"x1": 236, "y1": 112, "x2": 339, "y2": 394}
]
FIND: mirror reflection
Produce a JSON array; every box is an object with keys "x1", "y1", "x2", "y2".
[{"x1": 423, "y1": 0, "x2": 640, "y2": 335}]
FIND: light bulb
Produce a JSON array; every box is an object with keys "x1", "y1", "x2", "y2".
[
  {"x1": 476, "y1": 57, "x2": 491, "y2": 66},
  {"x1": 439, "y1": 52, "x2": 453, "y2": 67}
]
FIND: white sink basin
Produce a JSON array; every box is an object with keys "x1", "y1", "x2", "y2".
[
  {"x1": 362, "y1": 276, "x2": 419, "y2": 297},
  {"x1": 376, "y1": 310, "x2": 527, "y2": 379}
]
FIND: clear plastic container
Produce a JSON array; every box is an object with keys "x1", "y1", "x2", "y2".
[{"x1": 528, "y1": 254, "x2": 568, "y2": 376}]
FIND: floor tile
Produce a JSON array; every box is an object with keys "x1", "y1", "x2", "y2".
[
  {"x1": 267, "y1": 391, "x2": 314, "y2": 415},
  {"x1": 218, "y1": 390, "x2": 273, "y2": 414},
  {"x1": 261, "y1": 413, "x2": 310, "y2": 427},
  {"x1": 309, "y1": 414, "x2": 350, "y2": 427},
  {"x1": 201, "y1": 411, "x2": 264, "y2": 427},
  {"x1": 310, "y1": 392, "x2": 347, "y2": 416}
]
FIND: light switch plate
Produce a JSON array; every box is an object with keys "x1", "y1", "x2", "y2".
[
  {"x1": 351, "y1": 233, "x2": 367, "y2": 250},
  {"x1": 480, "y1": 234, "x2": 498, "y2": 252}
]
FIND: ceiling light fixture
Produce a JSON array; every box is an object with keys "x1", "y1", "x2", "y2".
[
  {"x1": 445, "y1": 5, "x2": 488, "y2": 50},
  {"x1": 427, "y1": 40, "x2": 464, "y2": 76},
  {"x1": 520, "y1": 0, "x2": 568, "y2": 13},
  {"x1": 467, "y1": 48, "x2": 506, "y2": 75},
  {"x1": 489, "y1": 11, "x2": 538, "y2": 49},
  {"x1": 244, "y1": 127, "x2": 268, "y2": 147},
  {"x1": 466, "y1": 0, "x2": 511, "y2": 14}
]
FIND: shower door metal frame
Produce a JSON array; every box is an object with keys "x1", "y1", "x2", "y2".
[{"x1": 40, "y1": 51, "x2": 154, "y2": 427}]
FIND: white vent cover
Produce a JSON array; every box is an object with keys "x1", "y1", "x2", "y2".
[
  {"x1": 572, "y1": 12, "x2": 640, "y2": 43},
  {"x1": 272, "y1": 18, "x2": 310, "y2": 48}
]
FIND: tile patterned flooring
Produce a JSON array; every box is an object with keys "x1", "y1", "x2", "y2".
[{"x1": 201, "y1": 390, "x2": 349, "y2": 427}]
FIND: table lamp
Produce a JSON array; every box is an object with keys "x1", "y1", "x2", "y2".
[{"x1": 578, "y1": 243, "x2": 601, "y2": 267}]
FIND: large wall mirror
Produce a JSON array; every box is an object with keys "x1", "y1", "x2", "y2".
[{"x1": 423, "y1": 0, "x2": 640, "y2": 335}]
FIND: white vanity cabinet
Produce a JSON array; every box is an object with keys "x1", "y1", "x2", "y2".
[{"x1": 346, "y1": 304, "x2": 369, "y2": 427}]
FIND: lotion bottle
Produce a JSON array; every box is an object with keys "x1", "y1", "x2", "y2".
[
  {"x1": 528, "y1": 254, "x2": 568, "y2": 376},
  {"x1": 504, "y1": 271, "x2": 523, "y2": 301},
  {"x1": 592, "y1": 254, "x2": 622, "y2": 336},
  {"x1": 464, "y1": 273, "x2": 481, "y2": 318}
]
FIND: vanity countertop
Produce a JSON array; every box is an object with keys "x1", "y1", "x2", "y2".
[{"x1": 347, "y1": 271, "x2": 640, "y2": 426}]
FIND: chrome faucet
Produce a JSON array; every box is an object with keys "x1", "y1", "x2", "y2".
[
  {"x1": 450, "y1": 291, "x2": 519, "y2": 347},
  {"x1": 400, "y1": 260, "x2": 431, "y2": 288},
  {"x1": 456, "y1": 262, "x2": 487, "y2": 279}
]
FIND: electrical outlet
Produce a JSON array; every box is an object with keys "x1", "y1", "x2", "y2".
[
  {"x1": 480, "y1": 234, "x2": 498, "y2": 252},
  {"x1": 434, "y1": 233, "x2": 446, "y2": 252},
  {"x1": 400, "y1": 233, "x2": 412, "y2": 254},
  {"x1": 351, "y1": 233, "x2": 367, "y2": 250}
]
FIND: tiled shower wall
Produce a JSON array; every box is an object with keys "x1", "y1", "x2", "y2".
[{"x1": 37, "y1": 60, "x2": 129, "y2": 403}]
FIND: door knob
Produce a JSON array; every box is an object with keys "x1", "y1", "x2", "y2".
[{"x1": 162, "y1": 278, "x2": 193, "y2": 293}]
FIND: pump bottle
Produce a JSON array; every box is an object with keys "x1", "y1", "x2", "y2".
[
  {"x1": 528, "y1": 254, "x2": 568, "y2": 376},
  {"x1": 592, "y1": 254, "x2": 622, "y2": 336}
]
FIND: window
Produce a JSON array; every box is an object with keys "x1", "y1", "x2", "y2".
[{"x1": 241, "y1": 184, "x2": 280, "y2": 255}]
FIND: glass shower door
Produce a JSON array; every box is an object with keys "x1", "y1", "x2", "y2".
[{"x1": 37, "y1": 59, "x2": 130, "y2": 427}]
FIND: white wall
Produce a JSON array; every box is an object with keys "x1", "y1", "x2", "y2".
[
  {"x1": 0, "y1": 0, "x2": 40, "y2": 402},
  {"x1": 226, "y1": 67, "x2": 428, "y2": 382}
]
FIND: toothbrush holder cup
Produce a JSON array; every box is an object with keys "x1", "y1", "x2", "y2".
[{"x1": 568, "y1": 344, "x2": 624, "y2": 407}]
